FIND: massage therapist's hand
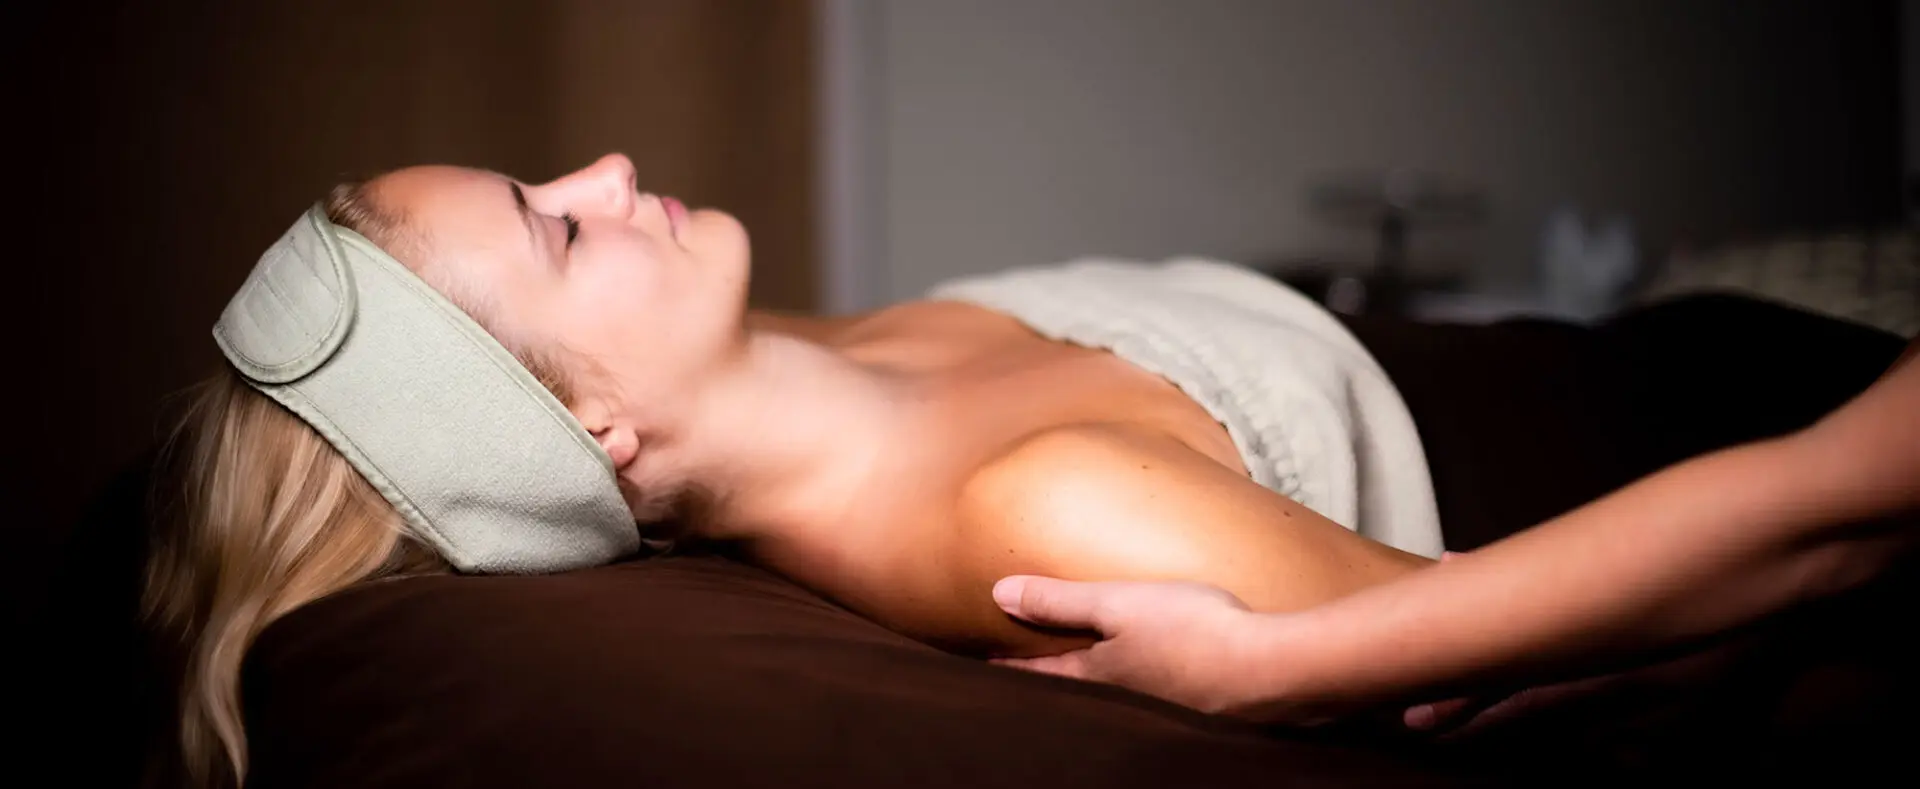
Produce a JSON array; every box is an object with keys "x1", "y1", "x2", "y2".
[{"x1": 991, "y1": 576, "x2": 1288, "y2": 718}]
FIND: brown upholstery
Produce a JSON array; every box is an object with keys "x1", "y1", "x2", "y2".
[{"x1": 244, "y1": 557, "x2": 1474, "y2": 788}]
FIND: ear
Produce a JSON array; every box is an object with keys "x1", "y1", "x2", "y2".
[{"x1": 572, "y1": 395, "x2": 641, "y2": 471}]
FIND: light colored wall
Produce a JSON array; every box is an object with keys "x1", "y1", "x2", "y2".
[{"x1": 838, "y1": 0, "x2": 1896, "y2": 307}]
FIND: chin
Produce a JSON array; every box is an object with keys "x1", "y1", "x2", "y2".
[
  {"x1": 687, "y1": 209, "x2": 751, "y2": 273},
  {"x1": 689, "y1": 207, "x2": 747, "y2": 241}
]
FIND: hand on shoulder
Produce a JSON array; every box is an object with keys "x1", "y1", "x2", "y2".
[
  {"x1": 990, "y1": 574, "x2": 1361, "y2": 724},
  {"x1": 960, "y1": 423, "x2": 1430, "y2": 633}
]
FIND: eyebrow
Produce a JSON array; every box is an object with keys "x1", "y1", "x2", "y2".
[{"x1": 508, "y1": 181, "x2": 539, "y2": 252}]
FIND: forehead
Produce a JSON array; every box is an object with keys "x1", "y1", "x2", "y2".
[
  {"x1": 369, "y1": 165, "x2": 517, "y2": 246},
  {"x1": 366, "y1": 165, "x2": 536, "y2": 286}
]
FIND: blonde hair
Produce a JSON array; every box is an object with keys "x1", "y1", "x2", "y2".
[{"x1": 142, "y1": 182, "x2": 578, "y2": 788}]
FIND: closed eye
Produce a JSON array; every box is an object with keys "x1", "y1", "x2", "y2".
[{"x1": 562, "y1": 212, "x2": 581, "y2": 246}]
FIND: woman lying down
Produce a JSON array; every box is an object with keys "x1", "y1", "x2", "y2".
[{"x1": 150, "y1": 153, "x2": 1449, "y2": 786}]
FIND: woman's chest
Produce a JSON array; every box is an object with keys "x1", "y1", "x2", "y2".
[
  {"x1": 824, "y1": 301, "x2": 1242, "y2": 473},
  {"x1": 917, "y1": 332, "x2": 1246, "y2": 477},
  {"x1": 745, "y1": 327, "x2": 1249, "y2": 654}
]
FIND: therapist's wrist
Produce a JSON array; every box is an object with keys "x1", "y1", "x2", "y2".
[{"x1": 1216, "y1": 608, "x2": 1359, "y2": 724}]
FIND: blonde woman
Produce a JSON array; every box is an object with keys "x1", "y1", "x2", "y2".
[{"x1": 148, "y1": 153, "x2": 1446, "y2": 787}]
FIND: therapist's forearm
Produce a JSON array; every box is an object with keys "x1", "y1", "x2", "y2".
[
  {"x1": 1239, "y1": 383, "x2": 1919, "y2": 721},
  {"x1": 1235, "y1": 339, "x2": 1920, "y2": 720}
]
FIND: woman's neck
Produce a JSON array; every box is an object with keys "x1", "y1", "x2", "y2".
[{"x1": 651, "y1": 327, "x2": 916, "y2": 540}]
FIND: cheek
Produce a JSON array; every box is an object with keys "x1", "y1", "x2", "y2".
[
  {"x1": 562, "y1": 246, "x2": 700, "y2": 344},
  {"x1": 576, "y1": 238, "x2": 676, "y2": 298},
  {"x1": 572, "y1": 262, "x2": 671, "y2": 330}
]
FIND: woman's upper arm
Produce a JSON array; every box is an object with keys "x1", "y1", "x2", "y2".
[{"x1": 959, "y1": 425, "x2": 1431, "y2": 614}]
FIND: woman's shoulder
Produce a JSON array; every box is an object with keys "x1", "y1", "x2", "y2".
[
  {"x1": 954, "y1": 423, "x2": 1234, "y2": 540},
  {"x1": 966, "y1": 421, "x2": 1174, "y2": 481}
]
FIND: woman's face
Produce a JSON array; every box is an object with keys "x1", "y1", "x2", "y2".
[{"x1": 371, "y1": 153, "x2": 752, "y2": 406}]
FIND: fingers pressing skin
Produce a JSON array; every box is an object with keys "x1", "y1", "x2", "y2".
[{"x1": 994, "y1": 576, "x2": 1111, "y2": 632}]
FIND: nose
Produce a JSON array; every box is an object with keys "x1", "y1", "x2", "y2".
[{"x1": 584, "y1": 152, "x2": 637, "y2": 217}]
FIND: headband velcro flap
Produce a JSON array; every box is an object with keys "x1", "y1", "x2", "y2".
[
  {"x1": 214, "y1": 208, "x2": 355, "y2": 384},
  {"x1": 211, "y1": 205, "x2": 639, "y2": 574}
]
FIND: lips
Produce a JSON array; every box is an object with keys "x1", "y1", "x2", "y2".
[{"x1": 660, "y1": 196, "x2": 689, "y2": 236}]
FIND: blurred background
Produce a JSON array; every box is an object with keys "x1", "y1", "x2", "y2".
[{"x1": 5, "y1": 0, "x2": 1914, "y2": 707}]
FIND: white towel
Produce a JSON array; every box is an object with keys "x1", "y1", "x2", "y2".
[{"x1": 929, "y1": 257, "x2": 1445, "y2": 559}]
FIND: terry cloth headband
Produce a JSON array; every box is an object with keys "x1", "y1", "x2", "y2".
[{"x1": 211, "y1": 204, "x2": 638, "y2": 574}]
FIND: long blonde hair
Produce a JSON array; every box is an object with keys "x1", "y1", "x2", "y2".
[{"x1": 142, "y1": 182, "x2": 576, "y2": 788}]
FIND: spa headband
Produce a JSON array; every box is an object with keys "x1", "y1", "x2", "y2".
[{"x1": 211, "y1": 205, "x2": 639, "y2": 574}]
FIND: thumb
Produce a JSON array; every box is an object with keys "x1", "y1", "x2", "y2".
[
  {"x1": 1403, "y1": 697, "x2": 1482, "y2": 732},
  {"x1": 993, "y1": 576, "x2": 1111, "y2": 632}
]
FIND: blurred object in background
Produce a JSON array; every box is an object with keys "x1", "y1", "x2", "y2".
[
  {"x1": 1538, "y1": 206, "x2": 1639, "y2": 322},
  {"x1": 1414, "y1": 205, "x2": 1647, "y2": 326},
  {"x1": 1295, "y1": 169, "x2": 1487, "y2": 316},
  {"x1": 1637, "y1": 228, "x2": 1918, "y2": 338},
  {"x1": 1416, "y1": 222, "x2": 1919, "y2": 332}
]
